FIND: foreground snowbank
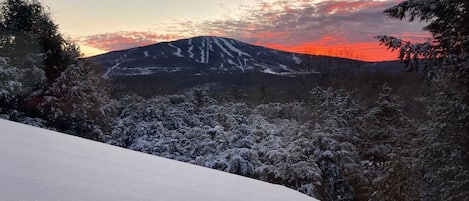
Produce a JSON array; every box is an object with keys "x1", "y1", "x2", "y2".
[{"x1": 0, "y1": 119, "x2": 317, "y2": 201}]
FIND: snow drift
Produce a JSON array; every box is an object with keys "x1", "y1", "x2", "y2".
[{"x1": 0, "y1": 119, "x2": 318, "y2": 201}]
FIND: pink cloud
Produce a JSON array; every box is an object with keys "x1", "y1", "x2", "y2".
[
  {"x1": 316, "y1": 1, "x2": 389, "y2": 15},
  {"x1": 76, "y1": 31, "x2": 185, "y2": 51}
]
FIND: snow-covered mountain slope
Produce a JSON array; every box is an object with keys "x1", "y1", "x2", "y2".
[
  {"x1": 0, "y1": 119, "x2": 318, "y2": 201},
  {"x1": 89, "y1": 36, "x2": 364, "y2": 78}
]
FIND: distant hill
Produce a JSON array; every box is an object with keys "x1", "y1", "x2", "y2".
[{"x1": 88, "y1": 36, "x2": 405, "y2": 95}]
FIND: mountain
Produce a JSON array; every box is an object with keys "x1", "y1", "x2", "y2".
[
  {"x1": 88, "y1": 36, "x2": 405, "y2": 95},
  {"x1": 0, "y1": 119, "x2": 318, "y2": 201},
  {"x1": 90, "y1": 36, "x2": 363, "y2": 77}
]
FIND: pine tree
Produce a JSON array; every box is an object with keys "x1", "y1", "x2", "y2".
[{"x1": 377, "y1": 1, "x2": 469, "y2": 200}]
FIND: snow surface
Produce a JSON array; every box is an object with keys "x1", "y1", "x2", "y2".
[
  {"x1": 198, "y1": 38, "x2": 209, "y2": 64},
  {"x1": 214, "y1": 37, "x2": 235, "y2": 58},
  {"x1": 102, "y1": 62, "x2": 120, "y2": 79},
  {"x1": 292, "y1": 53, "x2": 302, "y2": 64},
  {"x1": 116, "y1": 66, "x2": 184, "y2": 75},
  {"x1": 168, "y1": 43, "x2": 184, "y2": 57},
  {"x1": 188, "y1": 45, "x2": 195, "y2": 58},
  {"x1": 218, "y1": 37, "x2": 250, "y2": 57},
  {"x1": 0, "y1": 119, "x2": 318, "y2": 201}
]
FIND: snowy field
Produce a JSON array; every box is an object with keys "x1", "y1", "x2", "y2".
[{"x1": 0, "y1": 119, "x2": 318, "y2": 201}]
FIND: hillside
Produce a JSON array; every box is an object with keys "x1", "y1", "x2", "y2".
[{"x1": 0, "y1": 119, "x2": 318, "y2": 201}]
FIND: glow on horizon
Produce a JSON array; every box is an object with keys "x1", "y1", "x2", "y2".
[
  {"x1": 42, "y1": 0, "x2": 429, "y2": 61},
  {"x1": 78, "y1": 44, "x2": 107, "y2": 57}
]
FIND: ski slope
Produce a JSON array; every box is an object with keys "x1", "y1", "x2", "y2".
[{"x1": 0, "y1": 119, "x2": 318, "y2": 201}]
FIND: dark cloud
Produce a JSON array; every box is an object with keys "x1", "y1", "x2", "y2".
[{"x1": 189, "y1": 0, "x2": 427, "y2": 46}]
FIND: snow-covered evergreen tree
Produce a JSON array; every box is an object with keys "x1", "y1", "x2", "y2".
[
  {"x1": 359, "y1": 85, "x2": 421, "y2": 201},
  {"x1": 40, "y1": 61, "x2": 113, "y2": 140},
  {"x1": 377, "y1": 1, "x2": 469, "y2": 199}
]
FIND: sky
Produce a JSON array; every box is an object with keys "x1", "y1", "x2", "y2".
[{"x1": 42, "y1": 0, "x2": 430, "y2": 61}]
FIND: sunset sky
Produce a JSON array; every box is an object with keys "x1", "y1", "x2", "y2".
[{"x1": 42, "y1": 0, "x2": 430, "y2": 61}]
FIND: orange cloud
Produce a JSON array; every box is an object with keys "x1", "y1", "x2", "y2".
[
  {"x1": 219, "y1": 0, "x2": 428, "y2": 62},
  {"x1": 257, "y1": 41, "x2": 400, "y2": 62},
  {"x1": 76, "y1": 31, "x2": 185, "y2": 51}
]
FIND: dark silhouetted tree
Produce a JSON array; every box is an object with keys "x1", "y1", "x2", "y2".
[
  {"x1": 0, "y1": 0, "x2": 79, "y2": 87},
  {"x1": 1, "y1": 0, "x2": 112, "y2": 140}
]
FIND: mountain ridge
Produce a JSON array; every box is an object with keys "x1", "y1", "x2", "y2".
[{"x1": 88, "y1": 35, "x2": 372, "y2": 78}]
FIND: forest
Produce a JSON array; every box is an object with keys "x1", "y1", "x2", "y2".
[{"x1": 0, "y1": 0, "x2": 468, "y2": 200}]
